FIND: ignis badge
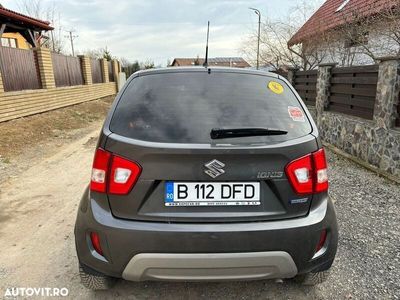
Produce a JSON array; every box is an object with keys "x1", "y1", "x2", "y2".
[{"x1": 257, "y1": 171, "x2": 284, "y2": 179}]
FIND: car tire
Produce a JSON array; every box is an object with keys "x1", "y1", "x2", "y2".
[
  {"x1": 79, "y1": 265, "x2": 116, "y2": 290},
  {"x1": 294, "y1": 270, "x2": 330, "y2": 286}
]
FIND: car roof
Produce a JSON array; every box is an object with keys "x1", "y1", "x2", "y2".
[{"x1": 132, "y1": 66, "x2": 281, "y2": 79}]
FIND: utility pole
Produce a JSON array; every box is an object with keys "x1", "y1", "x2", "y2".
[
  {"x1": 249, "y1": 7, "x2": 261, "y2": 70},
  {"x1": 65, "y1": 30, "x2": 78, "y2": 56}
]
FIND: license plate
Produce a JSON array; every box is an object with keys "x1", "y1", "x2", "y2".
[{"x1": 164, "y1": 182, "x2": 260, "y2": 206}]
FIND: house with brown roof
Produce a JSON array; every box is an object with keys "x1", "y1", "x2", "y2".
[
  {"x1": 171, "y1": 57, "x2": 251, "y2": 68},
  {"x1": 0, "y1": 5, "x2": 53, "y2": 49},
  {"x1": 288, "y1": 0, "x2": 400, "y2": 67}
]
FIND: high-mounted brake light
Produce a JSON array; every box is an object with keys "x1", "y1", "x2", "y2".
[
  {"x1": 285, "y1": 148, "x2": 329, "y2": 195},
  {"x1": 90, "y1": 149, "x2": 142, "y2": 195}
]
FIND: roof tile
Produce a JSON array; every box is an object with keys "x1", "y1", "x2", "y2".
[
  {"x1": 288, "y1": 0, "x2": 398, "y2": 45},
  {"x1": 0, "y1": 6, "x2": 53, "y2": 31}
]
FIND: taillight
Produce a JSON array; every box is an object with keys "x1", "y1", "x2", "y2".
[
  {"x1": 285, "y1": 148, "x2": 329, "y2": 195},
  {"x1": 109, "y1": 155, "x2": 142, "y2": 194},
  {"x1": 90, "y1": 148, "x2": 142, "y2": 195},
  {"x1": 90, "y1": 148, "x2": 111, "y2": 193},
  {"x1": 313, "y1": 149, "x2": 329, "y2": 193}
]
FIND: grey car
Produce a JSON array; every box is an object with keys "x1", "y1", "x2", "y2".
[{"x1": 75, "y1": 67, "x2": 338, "y2": 290}]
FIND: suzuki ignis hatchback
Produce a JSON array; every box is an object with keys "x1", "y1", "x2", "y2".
[{"x1": 75, "y1": 67, "x2": 338, "y2": 290}]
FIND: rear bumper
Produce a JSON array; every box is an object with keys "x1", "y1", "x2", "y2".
[
  {"x1": 122, "y1": 252, "x2": 297, "y2": 281},
  {"x1": 75, "y1": 188, "x2": 338, "y2": 281}
]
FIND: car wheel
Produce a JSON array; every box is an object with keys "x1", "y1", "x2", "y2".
[
  {"x1": 79, "y1": 264, "x2": 117, "y2": 290},
  {"x1": 293, "y1": 270, "x2": 330, "y2": 286}
]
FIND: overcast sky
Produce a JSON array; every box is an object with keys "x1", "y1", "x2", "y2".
[{"x1": 3, "y1": 0, "x2": 324, "y2": 65}]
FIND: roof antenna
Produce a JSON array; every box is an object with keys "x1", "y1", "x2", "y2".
[{"x1": 203, "y1": 21, "x2": 210, "y2": 67}]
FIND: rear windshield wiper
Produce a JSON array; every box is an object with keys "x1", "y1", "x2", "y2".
[{"x1": 210, "y1": 127, "x2": 288, "y2": 140}]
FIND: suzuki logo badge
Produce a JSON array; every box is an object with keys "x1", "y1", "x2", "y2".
[{"x1": 204, "y1": 159, "x2": 225, "y2": 178}]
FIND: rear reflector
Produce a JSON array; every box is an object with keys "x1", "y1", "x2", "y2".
[
  {"x1": 316, "y1": 229, "x2": 327, "y2": 253},
  {"x1": 90, "y1": 232, "x2": 103, "y2": 256},
  {"x1": 285, "y1": 148, "x2": 329, "y2": 195},
  {"x1": 90, "y1": 148, "x2": 142, "y2": 195}
]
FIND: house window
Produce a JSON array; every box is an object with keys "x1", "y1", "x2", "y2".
[
  {"x1": 1, "y1": 37, "x2": 18, "y2": 48},
  {"x1": 336, "y1": 0, "x2": 350, "y2": 12}
]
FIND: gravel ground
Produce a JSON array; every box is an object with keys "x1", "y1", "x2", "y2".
[
  {"x1": 0, "y1": 109, "x2": 399, "y2": 299},
  {"x1": 321, "y1": 151, "x2": 400, "y2": 299}
]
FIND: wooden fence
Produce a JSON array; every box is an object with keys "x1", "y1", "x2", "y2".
[
  {"x1": 0, "y1": 47, "x2": 42, "y2": 92},
  {"x1": 0, "y1": 47, "x2": 120, "y2": 123},
  {"x1": 91, "y1": 58, "x2": 103, "y2": 84},
  {"x1": 108, "y1": 61, "x2": 114, "y2": 82},
  {"x1": 293, "y1": 70, "x2": 318, "y2": 106},
  {"x1": 327, "y1": 65, "x2": 379, "y2": 120},
  {"x1": 52, "y1": 53, "x2": 84, "y2": 87}
]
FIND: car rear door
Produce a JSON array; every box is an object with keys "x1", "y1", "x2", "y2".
[{"x1": 104, "y1": 69, "x2": 319, "y2": 222}]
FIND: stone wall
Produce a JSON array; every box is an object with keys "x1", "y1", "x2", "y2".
[
  {"x1": 302, "y1": 58, "x2": 400, "y2": 179},
  {"x1": 319, "y1": 112, "x2": 400, "y2": 177}
]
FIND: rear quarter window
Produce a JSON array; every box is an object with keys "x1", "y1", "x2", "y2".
[{"x1": 110, "y1": 71, "x2": 312, "y2": 144}]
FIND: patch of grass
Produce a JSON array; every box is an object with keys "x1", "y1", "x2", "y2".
[{"x1": 1, "y1": 157, "x2": 10, "y2": 164}]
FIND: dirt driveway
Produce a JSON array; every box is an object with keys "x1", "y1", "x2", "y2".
[{"x1": 0, "y1": 104, "x2": 399, "y2": 299}]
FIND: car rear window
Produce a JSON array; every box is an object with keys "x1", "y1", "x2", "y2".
[{"x1": 110, "y1": 71, "x2": 312, "y2": 144}]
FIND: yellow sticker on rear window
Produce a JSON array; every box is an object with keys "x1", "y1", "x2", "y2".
[{"x1": 268, "y1": 81, "x2": 284, "y2": 94}]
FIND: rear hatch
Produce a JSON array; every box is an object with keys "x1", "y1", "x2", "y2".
[{"x1": 104, "y1": 69, "x2": 318, "y2": 223}]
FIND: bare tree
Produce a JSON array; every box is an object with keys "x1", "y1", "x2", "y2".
[
  {"x1": 140, "y1": 59, "x2": 155, "y2": 69},
  {"x1": 243, "y1": 0, "x2": 400, "y2": 69},
  {"x1": 241, "y1": 0, "x2": 326, "y2": 70},
  {"x1": 119, "y1": 57, "x2": 132, "y2": 68},
  {"x1": 381, "y1": 2, "x2": 400, "y2": 54},
  {"x1": 352, "y1": 2, "x2": 400, "y2": 60},
  {"x1": 82, "y1": 47, "x2": 114, "y2": 60},
  {"x1": 17, "y1": 0, "x2": 65, "y2": 53},
  {"x1": 293, "y1": 1, "x2": 400, "y2": 68}
]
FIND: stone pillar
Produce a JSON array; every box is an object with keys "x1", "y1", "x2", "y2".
[
  {"x1": 287, "y1": 68, "x2": 298, "y2": 86},
  {"x1": 35, "y1": 47, "x2": 55, "y2": 89},
  {"x1": 374, "y1": 57, "x2": 400, "y2": 129},
  {"x1": 100, "y1": 59, "x2": 109, "y2": 83},
  {"x1": 315, "y1": 63, "x2": 336, "y2": 125},
  {"x1": 79, "y1": 55, "x2": 92, "y2": 85}
]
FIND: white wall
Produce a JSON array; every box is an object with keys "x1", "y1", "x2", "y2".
[{"x1": 305, "y1": 23, "x2": 399, "y2": 67}]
